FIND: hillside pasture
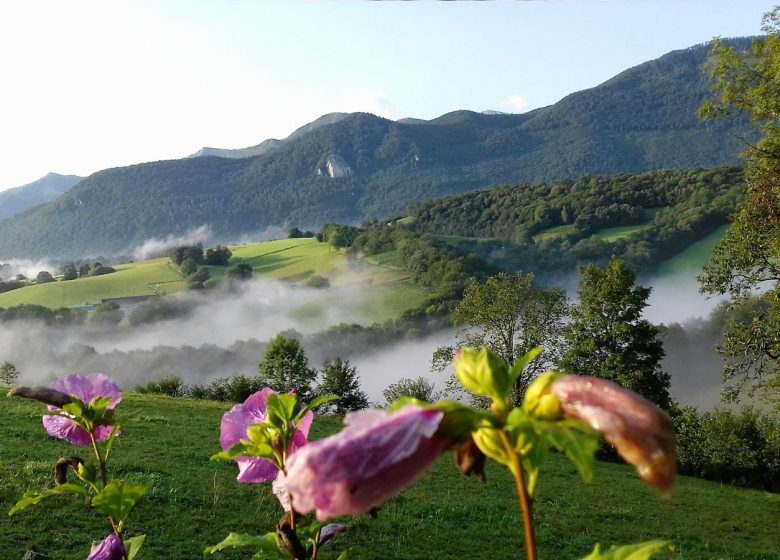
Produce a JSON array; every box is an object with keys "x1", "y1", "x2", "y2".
[
  {"x1": 0, "y1": 392, "x2": 778, "y2": 559},
  {"x1": 0, "y1": 258, "x2": 186, "y2": 308}
]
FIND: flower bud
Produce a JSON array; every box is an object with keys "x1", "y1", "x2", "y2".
[
  {"x1": 54, "y1": 456, "x2": 84, "y2": 485},
  {"x1": 523, "y1": 371, "x2": 564, "y2": 419},
  {"x1": 453, "y1": 348, "x2": 509, "y2": 402},
  {"x1": 8, "y1": 386, "x2": 72, "y2": 407}
]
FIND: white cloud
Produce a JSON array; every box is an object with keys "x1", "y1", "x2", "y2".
[
  {"x1": 130, "y1": 225, "x2": 214, "y2": 260},
  {"x1": 339, "y1": 87, "x2": 396, "y2": 119},
  {"x1": 502, "y1": 94, "x2": 529, "y2": 113}
]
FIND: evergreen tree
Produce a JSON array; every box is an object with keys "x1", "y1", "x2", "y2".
[
  {"x1": 258, "y1": 335, "x2": 317, "y2": 402},
  {"x1": 560, "y1": 258, "x2": 671, "y2": 409},
  {"x1": 318, "y1": 358, "x2": 368, "y2": 414},
  {"x1": 0, "y1": 361, "x2": 19, "y2": 385}
]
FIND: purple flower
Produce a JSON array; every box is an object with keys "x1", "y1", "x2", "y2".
[
  {"x1": 219, "y1": 388, "x2": 313, "y2": 484},
  {"x1": 282, "y1": 406, "x2": 451, "y2": 521},
  {"x1": 549, "y1": 376, "x2": 677, "y2": 494},
  {"x1": 86, "y1": 534, "x2": 125, "y2": 560},
  {"x1": 42, "y1": 374, "x2": 122, "y2": 446}
]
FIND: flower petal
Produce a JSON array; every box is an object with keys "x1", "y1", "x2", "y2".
[
  {"x1": 219, "y1": 388, "x2": 276, "y2": 450},
  {"x1": 283, "y1": 406, "x2": 450, "y2": 521},
  {"x1": 236, "y1": 456, "x2": 279, "y2": 484},
  {"x1": 86, "y1": 534, "x2": 125, "y2": 560},
  {"x1": 550, "y1": 376, "x2": 676, "y2": 494},
  {"x1": 43, "y1": 415, "x2": 93, "y2": 446},
  {"x1": 49, "y1": 374, "x2": 121, "y2": 410}
]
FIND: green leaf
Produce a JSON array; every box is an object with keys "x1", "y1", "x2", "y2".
[
  {"x1": 453, "y1": 347, "x2": 509, "y2": 403},
  {"x1": 335, "y1": 550, "x2": 353, "y2": 560},
  {"x1": 211, "y1": 442, "x2": 248, "y2": 462},
  {"x1": 92, "y1": 481, "x2": 148, "y2": 524},
  {"x1": 432, "y1": 400, "x2": 492, "y2": 439},
  {"x1": 387, "y1": 396, "x2": 430, "y2": 411},
  {"x1": 297, "y1": 394, "x2": 339, "y2": 420},
  {"x1": 471, "y1": 427, "x2": 512, "y2": 466},
  {"x1": 8, "y1": 483, "x2": 88, "y2": 516},
  {"x1": 125, "y1": 535, "x2": 146, "y2": 560},
  {"x1": 265, "y1": 393, "x2": 296, "y2": 431},
  {"x1": 546, "y1": 421, "x2": 600, "y2": 483},
  {"x1": 508, "y1": 346, "x2": 543, "y2": 386},
  {"x1": 580, "y1": 540, "x2": 674, "y2": 560},
  {"x1": 205, "y1": 532, "x2": 290, "y2": 559}
]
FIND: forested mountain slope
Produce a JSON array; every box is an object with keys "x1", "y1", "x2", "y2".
[
  {"x1": 0, "y1": 40, "x2": 754, "y2": 259},
  {"x1": 0, "y1": 173, "x2": 83, "y2": 222}
]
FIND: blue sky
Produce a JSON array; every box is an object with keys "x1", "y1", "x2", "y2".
[{"x1": 0, "y1": 0, "x2": 775, "y2": 190}]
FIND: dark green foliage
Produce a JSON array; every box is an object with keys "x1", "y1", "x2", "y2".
[
  {"x1": 136, "y1": 376, "x2": 188, "y2": 398},
  {"x1": 317, "y1": 358, "x2": 368, "y2": 414},
  {"x1": 188, "y1": 375, "x2": 264, "y2": 402},
  {"x1": 439, "y1": 272, "x2": 569, "y2": 404},
  {"x1": 320, "y1": 223, "x2": 361, "y2": 250},
  {"x1": 698, "y1": 17, "x2": 780, "y2": 408},
  {"x1": 674, "y1": 406, "x2": 780, "y2": 491},
  {"x1": 383, "y1": 377, "x2": 438, "y2": 405},
  {"x1": 0, "y1": 41, "x2": 755, "y2": 259},
  {"x1": 287, "y1": 227, "x2": 314, "y2": 239},
  {"x1": 61, "y1": 263, "x2": 78, "y2": 281},
  {"x1": 88, "y1": 301, "x2": 124, "y2": 326},
  {"x1": 408, "y1": 166, "x2": 744, "y2": 275},
  {"x1": 204, "y1": 245, "x2": 232, "y2": 266},
  {"x1": 79, "y1": 263, "x2": 91, "y2": 277},
  {"x1": 258, "y1": 335, "x2": 317, "y2": 402},
  {"x1": 0, "y1": 279, "x2": 26, "y2": 294},
  {"x1": 127, "y1": 297, "x2": 196, "y2": 326},
  {"x1": 226, "y1": 263, "x2": 253, "y2": 280},
  {"x1": 34, "y1": 271, "x2": 54, "y2": 284},
  {"x1": 560, "y1": 259, "x2": 671, "y2": 409},
  {"x1": 0, "y1": 304, "x2": 85, "y2": 326},
  {"x1": 0, "y1": 361, "x2": 19, "y2": 385},
  {"x1": 170, "y1": 245, "x2": 205, "y2": 266},
  {"x1": 304, "y1": 275, "x2": 329, "y2": 288}
]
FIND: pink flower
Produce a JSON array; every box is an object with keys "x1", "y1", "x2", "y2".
[
  {"x1": 282, "y1": 406, "x2": 451, "y2": 521},
  {"x1": 219, "y1": 388, "x2": 313, "y2": 484},
  {"x1": 549, "y1": 376, "x2": 676, "y2": 494},
  {"x1": 42, "y1": 374, "x2": 122, "y2": 446},
  {"x1": 86, "y1": 534, "x2": 125, "y2": 560}
]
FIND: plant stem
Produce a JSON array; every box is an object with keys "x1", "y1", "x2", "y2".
[
  {"x1": 89, "y1": 432, "x2": 109, "y2": 488},
  {"x1": 499, "y1": 431, "x2": 536, "y2": 560}
]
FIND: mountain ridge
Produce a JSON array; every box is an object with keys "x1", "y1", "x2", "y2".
[
  {"x1": 0, "y1": 39, "x2": 756, "y2": 259},
  {"x1": 0, "y1": 173, "x2": 83, "y2": 223}
]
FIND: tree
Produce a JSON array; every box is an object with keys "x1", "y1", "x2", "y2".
[
  {"x1": 0, "y1": 361, "x2": 20, "y2": 385},
  {"x1": 560, "y1": 258, "x2": 671, "y2": 409},
  {"x1": 35, "y1": 270, "x2": 54, "y2": 284},
  {"x1": 318, "y1": 358, "x2": 369, "y2": 414},
  {"x1": 258, "y1": 335, "x2": 317, "y2": 402},
  {"x1": 227, "y1": 263, "x2": 253, "y2": 280},
  {"x1": 382, "y1": 377, "x2": 438, "y2": 406},
  {"x1": 204, "y1": 245, "x2": 232, "y2": 265},
  {"x1": 698, "y1": 9, "x2": 780, "y2": 407},
  {"x1": 61, "y1": 263, "x2": 78, "y2": 281},
  {"x1": 88, "y1": 301, "x2": 125, "y2": 326},
  {"x1": 434, "y1": 272, "x2": 569, "y2": 404}
]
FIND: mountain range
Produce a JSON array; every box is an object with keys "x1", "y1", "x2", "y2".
[
  {"x1": 0, "y1": 39, "x2": 755, "y2": 259},
  {"x1": 0, "y1": 173, "x2": 83, "y2": 223}
]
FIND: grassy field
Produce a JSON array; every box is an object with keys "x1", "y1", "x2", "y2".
[
  {"x1": 0, "y1": 258, "x2": 186, "y2": 308},
  {"x1": 533, "y1": 224, "x2": 578, "y2": 243},
  {"x1": 1, "y1": 392, "x2": 778, "y2": 560},
  {"x1": 0, "y1": 238, "x2": 429, "y2": 322},
  {"x1": 657, "y1": 225, "x2": 729, "y2": 279},
  {"x1": 595, "y1": 223, "x2": 653, "y2": 242}
]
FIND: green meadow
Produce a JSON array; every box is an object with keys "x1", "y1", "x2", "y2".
[
  {"x1": 0, "y1": 238, "x2": 429, "y2": 322},
  {"x1": 657, "y1": 225, "x2": 729, "y2": 279},
  {"x1": 1, "y1": 392, "x2": 778, "y2": 559}
]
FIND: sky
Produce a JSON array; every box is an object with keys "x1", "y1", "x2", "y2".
[{"x1": 0, "y1": 0, "x2": 775, "y2": 191}]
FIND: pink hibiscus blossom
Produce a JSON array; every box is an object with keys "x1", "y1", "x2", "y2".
[
  {"x1": 549, "y1": 375, "x2": 677, "y2": 494},
  {"x1": 85, "y1": 534, "x2": 125, "y2": 560},
  {"x1": 220, "y1": 388, "x2": 313, "y2": 484},
  {"x1": 42, "y1": 374, "x2": 122, "y2": 446},
  {"x1": 282, "y1": 406, "x2": 452, "y2": 521}
]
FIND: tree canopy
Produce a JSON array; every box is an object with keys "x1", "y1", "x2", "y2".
[{"x1": 698, "y1": 8, "x2": 780, "y2": 408}]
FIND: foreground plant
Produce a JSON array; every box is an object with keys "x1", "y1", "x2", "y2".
[
  {"x1": 9, "y1": 374, "x2": 146, "y2": 560},
  {"x1": 209, "y1": 388, "x2": 347, "y2": 559},
  {"x1": 278, "y1": 347, "x2": 677, "y2": 560}
]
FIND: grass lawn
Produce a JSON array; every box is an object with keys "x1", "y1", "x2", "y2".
[
  {"x1": 1, "y1": 392, "x2": 778, "y2": 559},
  {"x1": 657, "y1": 225, "x2": 729, "y2": 279},
  {"x1": 0, "y1": 258, "x2": 186, "y2": 308},
  {"x1": 595, "y1": 223, "x2": 653, "y2": 242}
]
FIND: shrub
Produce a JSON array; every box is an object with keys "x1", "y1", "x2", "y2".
[
  {"x1": 136, "y1": 376, "x2": 188, "y2": 398},
  {"x1": 383, "y1": 377, "x2": 438, "y2": 406}
]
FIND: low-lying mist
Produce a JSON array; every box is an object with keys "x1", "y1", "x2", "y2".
[{"x1": 0, "y1": 267, "x2": 730, "y2": 408}]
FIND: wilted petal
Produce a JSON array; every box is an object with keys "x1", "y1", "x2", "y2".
[
  {"x1": 86, "y1": 534, "x2": 125, "y2": 560},
  {"x1": 549, "y1": 376, "x2": 676, "y2": 494},
  {"x1": 273, "y1": 474, "x2": 291, "y2": 512},
  {"x1": 8, "y1": 386, "x2": 72, "y2": 407},
  {"x1": 319, "y1": 523, "x2": 347, "y2": 546},
  {"x1": 283, "y1": 406, "x2": 451, "y2": 521}
]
